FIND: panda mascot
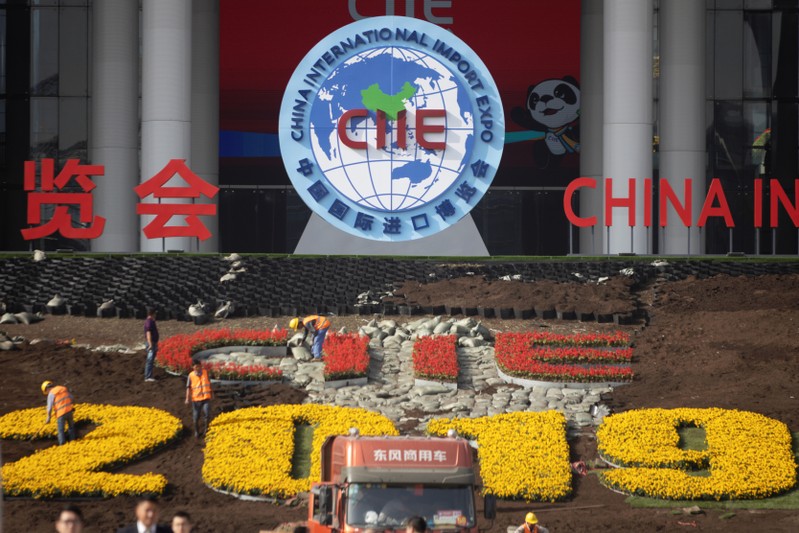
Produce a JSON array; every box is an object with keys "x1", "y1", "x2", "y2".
[{"x1": 511, "y1": 76, "x2": 580, "y2": 168}]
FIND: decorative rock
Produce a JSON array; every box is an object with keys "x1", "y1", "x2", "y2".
[
  {"x1": 458, "y1": 337, "x2": 484, "y2": 348},
  {"x1": 0, "y1": 313, "x2": 18, "y2": 324},
  {"x1": 414, "y1": 383, "x2": 453, "y2": 396},
  {"x1": 433, "y1": 322, "x2": 451, "y2": 335},
  {"x1": 14, "y1": 312, "x2": 43, "y2": 325},
  {"x1": 291, "y1": 346, "x2": 313, "y2": 361},
  {"x1": 287, "y1": 333, "x2": 306, "y2": 347},
  {"x1": 454, "y1": 317, "x2": 476, "y2": 329}
]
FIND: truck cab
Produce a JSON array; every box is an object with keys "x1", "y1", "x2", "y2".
[{"x1": 308, "y1": 432, "x2": 489, "y2": 533}]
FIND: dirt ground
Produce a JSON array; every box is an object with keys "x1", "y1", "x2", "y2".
[{"x1": 2, "y1": 274, "x2": 799, "y2": 532}]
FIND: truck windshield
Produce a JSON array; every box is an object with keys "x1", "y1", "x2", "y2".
[{"x1": 345, "y1": 484, "x2": 475, "y2": 530}]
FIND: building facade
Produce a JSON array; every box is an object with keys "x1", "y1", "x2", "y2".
[{"x1": 0, "y1": 0, "x2": 797, "y2": 255}]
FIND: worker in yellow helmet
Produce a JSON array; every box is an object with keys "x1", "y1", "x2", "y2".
[
  {"x1": 289, "y1": 315, "x2": 331, "y2": 360},
  {"x1": 41, "y1": 380, "x2": 76, "y2": 445},
  {"x1": 514, "y1": 512, "x2": 548, "y2": 533}
]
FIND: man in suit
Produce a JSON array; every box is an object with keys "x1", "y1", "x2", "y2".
[{"x1": 116, "y1": 496, "x2": 171, "y2": 533}]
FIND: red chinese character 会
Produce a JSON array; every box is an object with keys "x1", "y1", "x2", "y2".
[{"x1": 135, "y1": 159, "x2": 219, "y2": 240}]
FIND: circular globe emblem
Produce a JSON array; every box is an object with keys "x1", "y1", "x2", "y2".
[{"x1": 280, "y1": 16, "x2": 504, "y2": 241}]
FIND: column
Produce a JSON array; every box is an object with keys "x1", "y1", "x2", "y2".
[
  {"x1": 192, "y1": 0, "x2": 220, "y2": 253},
  {"x1": 579, "y1": 0, "x2": 604, "y2": 255},
  {"x1": 140, "y1": 0, "x2": 192, "y2": 252},
  {"x1": 90, "y1": 0, "x2": 139, "y2": 252},
  {"x1": 603, "y1": 0, "x2": 653, "y2": 254},
  {"x1": 659, "y1": 0, "x2": 705, "y2": 254}
]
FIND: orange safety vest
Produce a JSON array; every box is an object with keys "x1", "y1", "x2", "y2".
[
  {"x1": 304, "y1": 315, "x2": 330, "y2": 330},
  {"x1": 189, "y1": 369, "x2": 213, "y2": 402},
  {"x1": 51, "y1": 386, "x2": 74, "y2": 418},
  {"x1": 523, "y1": 524, "x2": 540, "y2": 533}
]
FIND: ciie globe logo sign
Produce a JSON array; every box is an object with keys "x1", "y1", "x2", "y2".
[{"x1": 279, "y1": 16, "x2": 504, "y2": 241}]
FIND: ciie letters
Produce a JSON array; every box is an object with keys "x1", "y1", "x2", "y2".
[{"x1": 564, "y1": 177, "x2": 799, "y2": 228}]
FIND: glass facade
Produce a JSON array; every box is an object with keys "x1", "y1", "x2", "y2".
[
  {"x1": 703, "y1": 1, "x2": 798, "y2": 254},
  {"x1": 0, "y1": 1, "x2": 797, "y2": 254},
  {"x1": 0, "y1": 0, "x2": 90, "y2": 251}
]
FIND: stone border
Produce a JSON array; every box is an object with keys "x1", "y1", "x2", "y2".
[
  {"x1": 192, "y1": 345, "x2": 288, "y2": 361},
  {"x1": 165, "y1": 344, "x2": 286, "y2": 384},
  {"x1": 495, "y1": 364, "x2": 630, "y2": 389},
  {"x1": 164, "y1": 368, "x2": 281, "y2": 385},
  {"x1": 414, "y1": 377, "x2": 458, "y2": 390},
  {"x1": 205, "y1": 484, "x2": 284, "y2": 503},
  {"x1": 324, "y1": 376, "x2": 368, "y2": 389}
]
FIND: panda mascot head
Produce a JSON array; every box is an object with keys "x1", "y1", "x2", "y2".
[
  {"x1": 526, "y1": 77, "x2": 580, "y2": 131},
  {"x1": 511, "y1": 76, "x2": 581, "y2": 167}
]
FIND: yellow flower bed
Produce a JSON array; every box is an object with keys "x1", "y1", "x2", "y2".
[
  {"x1": 0, "y1": 404, "x2": 182, "y2": 498},
  {"x1": 597, "y1": 408, "x2": 797, "y2": 500},
  {"x1": 202, "y1": 404, "x2": 398, "y2": 498},
  {"x1": 428, "y1": 411, "x2": 571, "y2": 501}
]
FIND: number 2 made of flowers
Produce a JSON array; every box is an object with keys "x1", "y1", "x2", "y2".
[
  {"x1": 0, "y1": 404, "x2": 182, "y2": 497},
  {"x1": 597, "y1": 408, "x2": 798, "y2": 500}
]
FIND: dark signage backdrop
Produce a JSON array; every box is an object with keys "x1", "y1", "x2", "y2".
[{"x1": 220, "y1": 0, "x2": 581, "y2": 188}]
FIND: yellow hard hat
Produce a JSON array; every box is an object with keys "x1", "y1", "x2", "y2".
[
  {"x1": 41, "y1": 380, "x2": 53, "y2": 394},
  {"x1": 289, "y1": 317, "x2": 300, "y2": 330},
  {"x1": 525, "y1": 512, "x2": 538, "y2": 525}
]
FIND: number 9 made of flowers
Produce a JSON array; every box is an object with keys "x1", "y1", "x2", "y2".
[{"x1": 596, "y1": 408, "x2": 797, "y2": 500}]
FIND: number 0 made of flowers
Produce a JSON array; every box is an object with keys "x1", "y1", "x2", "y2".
[
  {"x1": 201, "y1": 404, "x2": 398, "y2": 499},
  {"x1": 427, "y1": 411, "x2": 572, "y2": 501},
  {"x1": 0, "y1": 404, "x2": 182, "y2": 497},
  {"x1": 597, "y1": 408, "x2": 798, "y2": 500}
]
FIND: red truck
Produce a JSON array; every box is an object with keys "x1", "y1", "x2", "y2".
[{"x1": 308, "y1": 430, "x2": 495, "y2": 533}]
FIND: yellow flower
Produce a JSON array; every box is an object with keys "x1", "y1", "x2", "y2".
[
  {"x1": 0, "y1": 404, "x2": 182, "y2": 497},
  {"x1": 597, "y1": 408, "x2": 797, "y2": 500},
  {"x1": 202, "y1": 404, "x2": 398, "y2": 498},
  {"x1": 428, "y1": 411, "x2": 571, "y2": 502}
]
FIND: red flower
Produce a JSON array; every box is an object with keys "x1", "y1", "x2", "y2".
[
  {"x1": 412, "y1": 336, "x2": 458, "y2": 382},
  {"x1": 156, "y1": 327, "x2": 287, "y2": 380},
  {"x1": 495, "y1": 331, "x2": 633, "y2": 383},
  {"x1": 323, "y1": 333, "x2": 370, "y2": 380}
]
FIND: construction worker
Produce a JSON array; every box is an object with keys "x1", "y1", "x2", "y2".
[
  {"x1": 185, "y1": 360, "x2": 213, "y2": 438},
  {"x1": 289, "y1": 315, "x2": 331, "y2": 360},
  {"x1": 42, "y1": 380, "x2": 76, "y2": 445},
  {"x1": 514, "y1": 513, "x2": 548, "y2": 533}
]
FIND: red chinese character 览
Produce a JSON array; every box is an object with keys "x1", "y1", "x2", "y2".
[{"x1": 21, "y1": 159, "x2": 106, "y2": 240}]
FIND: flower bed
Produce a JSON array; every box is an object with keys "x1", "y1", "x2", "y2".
[
  {"x1": 0, "y1": 404, "x2": 182, "y2": 497},
  {"x1": 323, "y1": 333, "x2": 371, "y2": 381},
  {"x1": 202, "y1": 404, "x2": 398, "y2": 498},
  {"x1": 428, "y1": 411, "x2": 571, "y2": 501},
  {"x1": 520, "y1": 331, "x2": 631, "y2": 347},
  {"x1": 412, "y1": 335, "x2": 458, "y2": 382},
  {"x1": 520, "y1": 346, "x2": 633, "y2": 364},
  {"x1": 157, "y1": 328, "x2": 287, "y2": 379},
  {"x1": 202, "y1": 361, "x2": 283, "y2": 381},
  {"x1": 495, "y1": 331, "x2": 633, "y2": 383},
  {"x1": 597, "y1": 408, "x2": 797, "y2": 500}
]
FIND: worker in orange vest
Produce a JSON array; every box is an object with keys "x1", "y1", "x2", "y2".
[
  {"x1": 514, "y1": 512, "x2": 549, "y2": 533},
  {"x1": 289, "y1": 315, "x2": 331, "y2": 360},
  {"x1": 42, "y1": 380, "x2": 76, "y2": 445},
  {"x1": 185, "y1": 360, "x2": 213, "y2": 438}
]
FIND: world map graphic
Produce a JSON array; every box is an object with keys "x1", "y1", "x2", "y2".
[{"x1": 309, "y1": 46, "x2": 475, "y2": 212}]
